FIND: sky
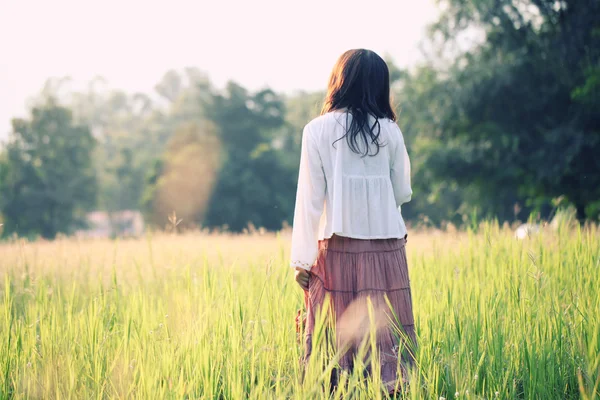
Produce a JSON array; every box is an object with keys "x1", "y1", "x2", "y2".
[{"x1": 0, "y1": 0, "x2": 439, "y2": 139}]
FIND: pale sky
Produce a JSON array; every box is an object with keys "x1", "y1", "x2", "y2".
[{"x1": 0, "y1": 0, "x2": 439, "y2": 139}]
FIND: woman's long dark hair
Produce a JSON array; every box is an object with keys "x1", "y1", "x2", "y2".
[{"x1": 321, "y1": 49, "x2": 396, "y2": 157}]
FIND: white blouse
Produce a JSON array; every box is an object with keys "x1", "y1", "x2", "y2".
[{"x1": 290, "y1": 110, "x2": 412, "y2": 271}]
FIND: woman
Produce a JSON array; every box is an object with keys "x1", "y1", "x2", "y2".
[{"x1": 290, "y1": 49, "x2": 416, "y2": 393}]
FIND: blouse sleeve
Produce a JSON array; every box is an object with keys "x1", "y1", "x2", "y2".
[
  {"x1": 290, "y1": 125, "x2": 326, "y2": 271},
  {"x1": 390, "y1": 127, "x2": 413, "y2": 207}
]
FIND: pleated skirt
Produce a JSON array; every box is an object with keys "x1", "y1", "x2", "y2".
[{"x1": 301, "y1": 234, "x2": 417, "y2": 392}]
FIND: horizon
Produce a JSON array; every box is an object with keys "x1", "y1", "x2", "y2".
[{"x1": 0, "y1": 0, "x2": 439, "y2": 139}]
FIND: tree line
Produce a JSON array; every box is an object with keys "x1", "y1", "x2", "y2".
[{"x1": 0, "y1": 0, "x2": 598, "y2": 238}]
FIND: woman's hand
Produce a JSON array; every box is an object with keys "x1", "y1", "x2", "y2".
[{"x1": 294, "y1": 267, "x2": 310, "y2": 291}]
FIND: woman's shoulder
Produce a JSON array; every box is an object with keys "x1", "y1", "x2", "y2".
[
  {"x1": 305, "y1": 111, "x2": 343, "y2": 129},
  {"x1": 381, "y1": 118, "x2": 404, "y2": 139},
  {"x1": 303, "y1": 112, "x2": 402, "y2": 140},
  {"x1": 301, "y1": 112, "x2": 342, "y2": 142}
]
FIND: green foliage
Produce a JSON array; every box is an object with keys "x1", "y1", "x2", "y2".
[
  {"x1": 0, "y1": 150, "x2": 6, "y2": 230},
  {"x1": 407, "y1": 0, "x2": 600, "y2": 222},
  {"x1": 0, "y1": 100, "x2": 97, "y2": 238},
  {"x1": 142, "y1": 122, "x2": 221, "y2": 229},
  {"x1": 45, "y1": 71, "x2": 298, "y2": 232},
  {"x1": 201, "y1": 83, "x2": 297, "y2": 231},
  {"x1": 70, "y1": 68, "x2": 212, "y2": 215},
  {"x1": 3, "y1": 1, "x2": 599, "y2": 233},
  {"x1": 282, "y1": 91, "x2": 325, "y2": 170}
]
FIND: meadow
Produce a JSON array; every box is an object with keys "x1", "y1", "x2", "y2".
[{"x1": 0, "y1": 222, "x2": 599, "y2": 399}]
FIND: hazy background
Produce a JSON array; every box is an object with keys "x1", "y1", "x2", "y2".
[
  {"x1": 0, "y1": 0, "x2": 598, "y2": 239},
  {"x1": 0, "y1": 0, "x2": 438, "y2": 138}
]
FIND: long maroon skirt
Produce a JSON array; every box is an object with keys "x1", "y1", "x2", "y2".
[{"x1": 301, "y1": 234, "x2": 417, "y2": 392}]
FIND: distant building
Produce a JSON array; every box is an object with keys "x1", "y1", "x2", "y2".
[{"x1": 77, "y1": 210, "x2": 145, "y2": 238}]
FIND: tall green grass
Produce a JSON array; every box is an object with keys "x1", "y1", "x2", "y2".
[{"x1": 0, "y1": 222, "x2": 598, "y2": 399}]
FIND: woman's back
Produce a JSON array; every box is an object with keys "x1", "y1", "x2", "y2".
[
  {"x1": 291, "y1": 109, "x2": 412, "y2": 269},
  {"x1": 313, "y1": 111, "x2": 394, "y2": 176}
]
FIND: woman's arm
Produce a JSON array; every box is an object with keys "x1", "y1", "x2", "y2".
[
  {"x1": 390, "y1": 126, "x2": 412, "y2": 207},
  {"x1": 290, "y1": 125, "x2": 326, "y2": 271}
]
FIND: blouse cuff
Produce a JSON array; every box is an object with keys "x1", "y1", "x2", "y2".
[{"x1": 290, "y1": 259, "x2": 313, "y2": 271}]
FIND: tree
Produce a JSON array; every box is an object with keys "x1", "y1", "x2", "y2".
[
  {"x1": 141, "y1": 122, "x2": 221, "y2": 229},
  {"x1": 283, "y1": 91, "x2": 325, "y2": 168},
  {"x1": 408, "y1": 0, "x2": 600, "y2": 222},
  {"x1": 69, "y1": 86, "x2": 158, "y2": 213},
  {"x1": 0, "y1": 100, "x2": 97, "y2": 238},
  {"x1": 155, "y1": 70, "x2": 183, "y2": 104},
  {"x1": 202, "y1": 82, "x2": 297, "y2": 231},
  {"x1": 68, "y1": 69, "x2": 213, "y2": 215},
  {"x1": 0, "y1": 150, "x2": 6, "y2": 236}
]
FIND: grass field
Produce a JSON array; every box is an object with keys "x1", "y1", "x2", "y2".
[{"x1": 1, "y1": 222, "x2": 599, "y2": 399}]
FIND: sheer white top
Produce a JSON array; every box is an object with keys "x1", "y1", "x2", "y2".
[{"x1": 290, "y1": 110, "x2": 412, "y2": 271}]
